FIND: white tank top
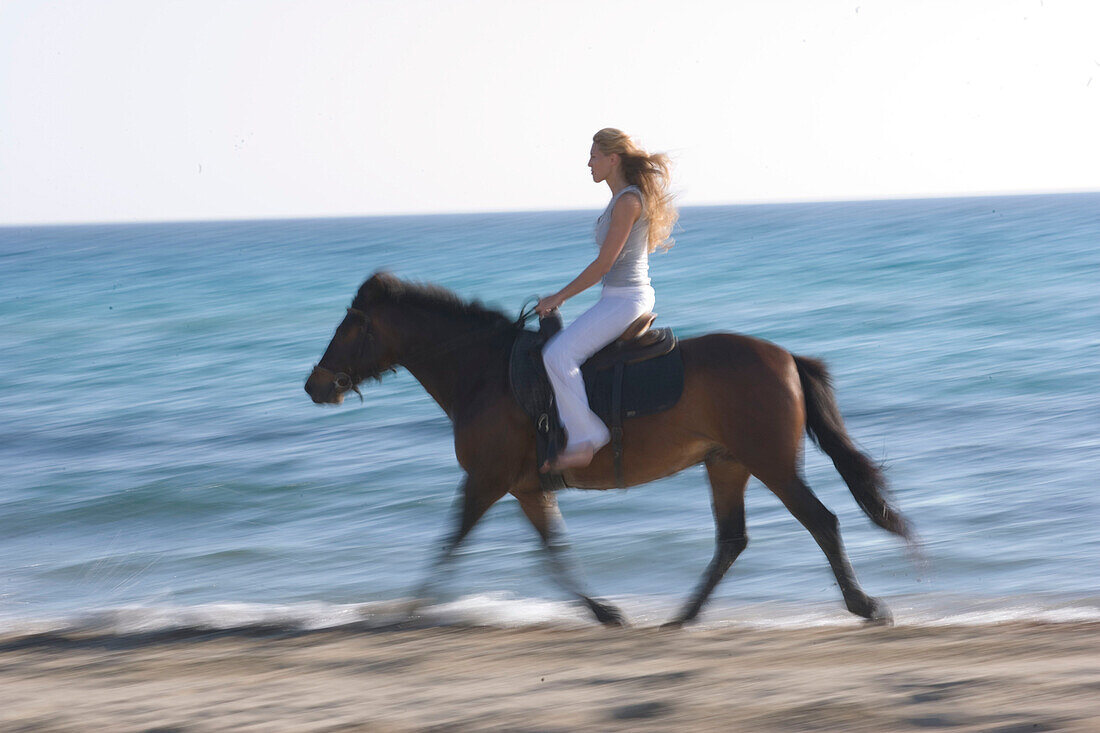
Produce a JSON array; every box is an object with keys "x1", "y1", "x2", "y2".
[{"x1": 594, "y1": 185, "x2": 650, "y2": 288}]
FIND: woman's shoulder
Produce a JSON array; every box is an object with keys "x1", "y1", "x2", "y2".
[
  {"x1": 614, "y1": 185, "x2": 644, "y2": 207},
  {"x1": 612, "y1": 186, "x2": 644, "y2": 219}
]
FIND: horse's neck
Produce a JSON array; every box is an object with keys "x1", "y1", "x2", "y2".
[{"x1": 394, "y1": 311, "x2": 508, "y2": 420}]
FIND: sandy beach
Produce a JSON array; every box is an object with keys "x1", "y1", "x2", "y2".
[{"x1": 1, "y1": 620, "x2": 1098, "y2": 732}]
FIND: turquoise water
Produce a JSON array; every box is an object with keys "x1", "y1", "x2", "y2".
[{"x1": 1, "y1": 193, "x2": 1098, "y2": 632}]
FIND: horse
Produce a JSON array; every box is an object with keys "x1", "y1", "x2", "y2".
[{"x1": 304, "y1": 272, "x2": 913, "y2": 627}]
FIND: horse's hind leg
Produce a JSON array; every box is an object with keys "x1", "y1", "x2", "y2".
[
  {"x1": 767, "y1": 474, "x2": 892, "y2": 624},
  {"x1": 513, "y1": 489, "x2": 627, "y2": 627},
  {"x1": 665, "y1": 453, "x2": 751, "y2": 628}
]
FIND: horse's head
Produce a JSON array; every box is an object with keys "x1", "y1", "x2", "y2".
[{"x1": 304, "y1": 272, "x2": 401, "y2": 405}]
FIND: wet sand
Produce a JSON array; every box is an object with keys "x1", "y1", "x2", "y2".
[{"x1": 1, "y1": 621, "x2": 1098, "y2": 731}]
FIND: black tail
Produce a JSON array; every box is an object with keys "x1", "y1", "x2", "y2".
[{"x1": 794, "y1": 355, "x2": 913, "y2": 543}]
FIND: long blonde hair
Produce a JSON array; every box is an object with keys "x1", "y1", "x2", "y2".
[{"x1": 593, "y1": 128, "x2": 677, "y2": 253}]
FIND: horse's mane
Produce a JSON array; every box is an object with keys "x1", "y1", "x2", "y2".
[{"x1": 354, "y1": 272, "x2": 518, "y2": 332}]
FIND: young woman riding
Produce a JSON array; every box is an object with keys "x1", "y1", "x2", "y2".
[{"x1": 535, "y1": 128, "x2": 678, "y2": 471}]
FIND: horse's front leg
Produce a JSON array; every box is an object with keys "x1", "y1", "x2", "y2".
[
  {"x1": 406, "y1": 474, "x2": 507, "y2": 615},
  {"x1": 513, "y1": 488, "x2": 627, "y2": 627}
]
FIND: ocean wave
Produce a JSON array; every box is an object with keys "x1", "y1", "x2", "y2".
[{"x1": 2, "y1": 593, "x2": 1098, "y2": 643}]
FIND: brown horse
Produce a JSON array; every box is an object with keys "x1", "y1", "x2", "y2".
[{"x1": 305, "y1": 272, "x2": 913, "y2": 627}]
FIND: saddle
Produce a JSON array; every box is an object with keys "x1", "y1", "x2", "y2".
[{"x1": 509, "y1": 311, "x2": 684, "y2": 490}]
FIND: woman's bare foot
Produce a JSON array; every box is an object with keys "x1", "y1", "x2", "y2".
[{"x1": 540, "y1": 445, "x2": 595, "y2": 473}]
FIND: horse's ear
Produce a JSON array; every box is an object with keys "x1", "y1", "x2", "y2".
[{"x1": 359, "y1": 271, "x2": 401, "y2": 303}]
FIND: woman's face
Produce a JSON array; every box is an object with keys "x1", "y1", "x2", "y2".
[{"x1": 588, "y1": 143, "x2": 617, "y2": 183}]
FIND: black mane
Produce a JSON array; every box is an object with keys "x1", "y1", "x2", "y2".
[{"x1": 354, "y1": 273, "x2": 519, "y2": 332}]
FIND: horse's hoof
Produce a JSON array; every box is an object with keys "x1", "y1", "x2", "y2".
[
  {"x1": 865, "y1": 612, "x2": 893, "y2": 627},
  {"x1": 659, "y1": 620, "x2": 685, "y2": 631},
  {"x1": 402, "y1": 598, "x2": 431, "y2": 623},
  {"x1": 587, "y1": 598, "x2": 628, "y2": 627},
  {"x1": 863, "y1": 599, "x2": 894, "y2": 626},
  {"x1": 845, "y1": 594, "x2": 893, "y2": 626},
  {"x1": 596, "y1": 607, "x2": 628, "y2": 627}
]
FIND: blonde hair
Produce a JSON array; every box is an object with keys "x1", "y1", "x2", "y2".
[{"x1": 593, "y1": 128, "x2": 678, "y2": 253}]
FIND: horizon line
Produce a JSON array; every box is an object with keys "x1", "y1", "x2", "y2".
[{"x1": 2, "y1": 187, "x2": 1098, "y2": 229}]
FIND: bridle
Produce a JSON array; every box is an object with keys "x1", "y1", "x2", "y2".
[
  {"x1": 313, "y1": 304, "x2": 527, "y2": 400},
  {"x1": 312, "y1": 307, "x2": 386, "y2": 401}
]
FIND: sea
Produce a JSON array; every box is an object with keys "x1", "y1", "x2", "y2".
[{"x1": 1, "y1": 192, "x2": 1098, "y2": 635}]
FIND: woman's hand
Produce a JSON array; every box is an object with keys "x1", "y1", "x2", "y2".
[{"x1": 535, "y1": 292, "x2": 565, "y2": 317}]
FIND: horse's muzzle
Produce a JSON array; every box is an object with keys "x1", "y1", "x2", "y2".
[{"x1": 304, "y1": 367, "x2": 346, "y2": 405}]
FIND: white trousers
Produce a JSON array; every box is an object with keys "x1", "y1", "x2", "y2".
[{"x1": 543, "y1": 284, "x2": 656, "y2": 452}]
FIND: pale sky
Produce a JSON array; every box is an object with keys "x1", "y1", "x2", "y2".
[{"x1": 1, "y1": 0, "x2": 1097, "y2": 225}]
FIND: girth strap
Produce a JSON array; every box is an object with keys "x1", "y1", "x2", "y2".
[{"x1": 610, "y1": 361, "x2": 625, "y2": 488}]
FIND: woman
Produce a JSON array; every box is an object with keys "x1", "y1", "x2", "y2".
[{"x1": 535, "y1": 128, "x2": 678, "y2": 471}]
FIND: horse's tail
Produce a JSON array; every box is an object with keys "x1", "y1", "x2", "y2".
[{"x1": 794, "y1": 355, "x2": 913, "y2": 543}]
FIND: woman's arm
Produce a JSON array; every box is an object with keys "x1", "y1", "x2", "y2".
[{"x1": 536, "y1": 193, "x2": 642, "y2": 315}]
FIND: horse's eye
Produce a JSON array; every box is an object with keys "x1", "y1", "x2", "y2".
[{"x1": 346, "y1": 307, "x2": 370, "y2": 325}]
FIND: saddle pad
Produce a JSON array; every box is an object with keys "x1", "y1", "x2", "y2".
[
  {"x1": 582, "y1": 346, "x2": 684, "y2": 424},
  {"x1": 510, "y1": 329, "x2": 684, "y2": 425},
  {"x1": 509, "y1": 330, "x2": 556, "y2": 421}
]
